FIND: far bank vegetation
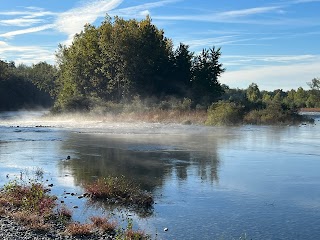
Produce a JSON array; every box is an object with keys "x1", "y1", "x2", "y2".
[{"x1": 1, "y1": 15, "x2": 319, "y2": 125}]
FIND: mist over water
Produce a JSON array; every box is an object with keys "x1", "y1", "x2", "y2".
[{"x1": 1, "y1": 111, "x2": 320, "y2": 239}]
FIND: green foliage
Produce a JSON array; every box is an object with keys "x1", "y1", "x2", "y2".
[
  {"x1": 205, "y1": 101, "x2": 243, "y2": 126},
  {"x1": 115, "y1": 218, "x2": 150, "y2": 240},
  {"x1": 243, "y1": 100, "x2": 313, "y2": 125},
  {"x1": 0, "y1": 60, "x2": 53, "y2": 110},
  {"x1": 29, "y1": 62, "x2": 58, "y2": 98},
  {"x1": 307, "y1": 77, "x2": 320, "y2": 90},
  {"x1": 55, "y1": 15, "x2": 225, "y2": 111},
  {"x1": 1, "y1": 178, "x2": 56, "y2": 216},
  {"x1": 246, "y1": 83, "x2": 261, "y2": 103},
  {"x1": 218, "y1": 82, "x2": 316, "y2": 125},
  {"x1": 191, "y1": 47, "x2": 225, "y2": 106}
]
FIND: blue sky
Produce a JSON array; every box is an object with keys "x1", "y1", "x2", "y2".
[{"x1": 1, "y1": 0, "x2": 319, "y2": 90}]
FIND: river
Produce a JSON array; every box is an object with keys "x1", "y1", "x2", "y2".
[{"x1": 0, "y1": 111, "x2": 320, "y2": 239}]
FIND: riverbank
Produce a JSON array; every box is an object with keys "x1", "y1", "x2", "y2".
[
  {"x1": 44, "y1": 105, "x2": 315, "y2": 127},
  {"x1": 0, "y1": 215, "x2": 113, "y2": 240},
  {"x1": 0, "y1": 174, "x2": 151, "y2": 240}
]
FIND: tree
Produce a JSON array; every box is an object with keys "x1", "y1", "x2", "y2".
[
  {"x1": 0, "y1": 60, "x2": 10, "y2": 81},
  {"x1": 29, "y1": 62, "x2": 58, "y2": 98},
  {"x1": 294, "y1": 87, "x2": 307, "y2": 108},
  {"x1": 0, "y1": 60, "x2": 53, "y2": 110},
  {"x1": 55, "y1": 15, "x2": 225, "y2": 111},
  {"x1": 305, "y1": 78, "x2": 320, "y2": 107},
  {"x1": 246, "y1": 83, "x2": 261, "y2": 103},
  {"x1": 191, "y1": 47, "x2": 225, "y2": 106},
  {"x1": 307, "y1": 77, "x2": 320, "y2": 90}
]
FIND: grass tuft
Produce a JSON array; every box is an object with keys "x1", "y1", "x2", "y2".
[
  {"x1": 65, "y1": 222, "x2": 93, "y2": 236},
  {"x1": 84, "y1": 175, "x2": 154, "y2": 208},
  {"x1": 90, "y1": 216, "x2": 117, "y2": 233}
]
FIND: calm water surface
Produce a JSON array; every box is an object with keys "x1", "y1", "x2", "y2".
[{"x1": 0, "y1": 111, "x2": 320, "y2": 239}]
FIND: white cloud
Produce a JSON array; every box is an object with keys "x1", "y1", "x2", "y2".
[
  {"x1": 0, "y1": 9, "x2": 56, "y2": 27},
  {"x1": 182, "y1": 36, "x2": 260, "y2": 50},
  {"x1": 55, "y1": 0, "x2": 123, "y2": 45},
  {"x1": 151, "y1": 2, "x2": 319, "y2": 27},
  {"x1": 0, "y1": 42, "x2": 56, "y2": 65},
  {"x1": 0, "y1": 10, "x2": 49, "y2": 16},
  {"x1": 217, "y1": 6, "x2": 282, "y2": 18},
  {"x1": 109, "y1": 0, "x2": 179, "y2": 18},
  {"x1": 0, "y1": 24, "x2": 55, "y2": 38},
  {"x1": 0, "y1": 18, "x2": 43, "y2": 27},
  {"x1": 220, "y1": 58, "x2": 320, "y2": 90},
  {"x1": 139, "y1": 10, "x2": 150, "y2": 17},
  {"x1": 0, "y1": 41, "x2": 9, "y2": 47}
]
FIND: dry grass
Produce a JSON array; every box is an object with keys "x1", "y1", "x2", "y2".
[
  {"x1": 47, "y1": 109, "x2": 207, "y2": 125},
  {"x1": 0, "y1": 179, "x2": 58, "y2": 232},
  {"x1": 11, "y1": 211, "x2": 50, "y2": 232},
  {"x1": 300, "y1": 108, "x2": 320, "y2": 112},
  {"x1": 57, "y1": 206, "x2": 72, "y2": 220},
  {"x1": 125, "y1": 229, "x2": 148, "y2": 240},
  {"x1": 119, "y1": 109, "x2": 207, "y2": 124},
  {"x1": 90, "y1": 216, "x2": 117, "y2": 233},
  {"x1": 0, "y1": 176, "x2": 150, "y2": 238},
  {"x1": 84, "y1": 176, "x2": 154, "y2": 208},
  {"x1": 65, "y1": 223, "x2": 93, "y2": 236}
]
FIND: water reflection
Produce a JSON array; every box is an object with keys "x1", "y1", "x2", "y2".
[
  {"x1": 2, "y1": 112, "x2": 320, "y2": 239},
  {"x1": 59, "y1": 132, "x2": 220, "y2": 193}
]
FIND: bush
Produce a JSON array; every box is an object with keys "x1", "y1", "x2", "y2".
[
  {"x1": 243, "y1": 102, "x2": 314, "y2": 125},
  {"x1": 84, "y1": 176, "x2": 154, "y2": 208},
  {"x1": 205, "y1": 101, "x2": 243, "y2": 126}
]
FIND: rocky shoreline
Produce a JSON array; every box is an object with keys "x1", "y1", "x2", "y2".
[{"x1": 0, "y1": 216, "x2": 113, "y2": 240}]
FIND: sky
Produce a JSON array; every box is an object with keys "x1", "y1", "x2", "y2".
[{"x1": 0, "y1": 0, "x2": 320, "y2": 91}]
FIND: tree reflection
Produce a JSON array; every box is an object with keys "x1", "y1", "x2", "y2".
[{"x1": 58, "y1": 132, "x2": 221, "y2": 214}]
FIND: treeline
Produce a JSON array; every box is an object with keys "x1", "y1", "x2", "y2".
[
  {"x1": 54, "y1": 15, "x2": 225, "y2": 111},
  {"x1": 206, "y1": 82, "x2": 320, "y2": 125},
  {"x1": 223, "y1": 80, "x2": 320, "y2": 109},
  {"x1": 0, "y1": 15, "x2": 319, "y2": 125},
  {"x1": 0, "y1": 60, "x2": 56, "y2": 111}
]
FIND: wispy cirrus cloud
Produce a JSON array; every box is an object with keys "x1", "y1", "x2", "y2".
[
  {"x1": 0, "y1": 9, "x2": 55, "y2": 27},
  {"x1": 0, "y1": 18, "x2": 44, "y2": 27},
  {"x1": 0, "y1": 10, "x2": 54, "y2": 17},
  {"x1": 151, "y1": 1, "x2": 320, "y2": 27},
  {"x1": 54, "y1": 0, "x2": 123, "y2": 45},
  {"x1": 0, "y1": 0, "x2": 123, "y2": 42},
  {"x1": 0, "y1": 24, "x2": 55, "y2": 38},
  {"x1": 180, "y1": 36, "x2": 257, "y2": 50},
  {"x1": 223, "y1": 54, "x2": 319, "y2": 64},
  {"x1": 0, "y1": 41, "x2": 55, "y2": 64},
  {"x1": 109, "y1": 0, "x2": 179, "y2": 18},
  {"x1": 216, "y1": 6, "x2": 282, "y2": 18}
]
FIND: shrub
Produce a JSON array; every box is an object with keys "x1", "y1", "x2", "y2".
[
  {"x1": 90, "y1": 216, "x2": 117, "y2": 233},
  {"x1": 115, "y1": 218, "x2": 150, "y2": 240},
  {"x1": 243, "y1": 102, "x2": 314, "y2": 125},
  {"x1": 2, "y1": 180, "x2": 56, "y2": 215},
  {"x1": 65, "y1": 223, "x2": 93, "y2": 236},
  {"x1": 205, "y1": 101, "x2": 243, "y2": 126},
  {"x1": 84, "y1": 176, "x2": 154, "y2": 208}
]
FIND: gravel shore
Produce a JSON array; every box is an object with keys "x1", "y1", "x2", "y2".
[{"x1": 0, "y1": 216, "x2": 113, "y2": 240}]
